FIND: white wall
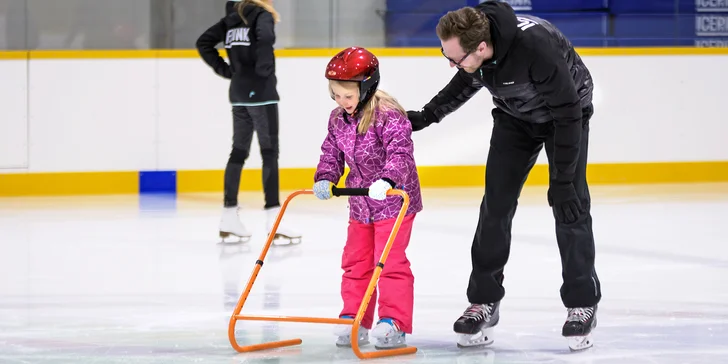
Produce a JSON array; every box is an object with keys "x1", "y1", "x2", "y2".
[
  {"x1": 27, "y1": 59, "x2": 158, "y2": 172},
  {"x1": 0, "y1": 52, "x2": 726, "y2": 173},
  {"x1": 0, "y1": 57, "x2": 28, "y2": 169}
]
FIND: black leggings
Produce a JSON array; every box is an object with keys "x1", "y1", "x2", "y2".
[{"x1": 223, "y1": 104, "x2": 280, "y2": 209}]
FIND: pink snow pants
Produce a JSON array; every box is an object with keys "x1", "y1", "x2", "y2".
[{"x1": 339, "y1": 213, "x2": 416, "y2": 333}]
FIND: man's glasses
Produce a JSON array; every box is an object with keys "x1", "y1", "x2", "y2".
[{"x1": 441, "y1": 47, "x2": 472, "y2": 68}]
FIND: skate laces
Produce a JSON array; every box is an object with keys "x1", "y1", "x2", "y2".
[
  {"x1": 463, "y1": 303, "x2": 493, "y2": 321},
  {"x1": 567, "y1": 307, "x2": 594, "y2": 323}
]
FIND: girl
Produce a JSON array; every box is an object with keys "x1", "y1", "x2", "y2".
[
  {"x1": 312, "y1": 47, "x2": 423, "y2": 349},
  {"x1": 196, "y1": 0, "x2": 301, "y2": 244}
]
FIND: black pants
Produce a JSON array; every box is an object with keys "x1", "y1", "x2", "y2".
[
  {"x1": 224, "y1": 104, "x2": 280, "y2": 209},
  {"x1": 467, "y1": 105, "x2": 602, "y2": 308}
]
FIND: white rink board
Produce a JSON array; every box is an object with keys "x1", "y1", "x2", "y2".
[
  {"x1": 0, "y1": 59, "x2": 28, "y2": 169},
  {"x1": 0, "y1": 53, "x2": 726, "y2": 173}
]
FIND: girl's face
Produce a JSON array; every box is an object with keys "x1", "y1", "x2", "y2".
[{"x1": 330, "y1": 81, "x2": 360, "y2": 115}]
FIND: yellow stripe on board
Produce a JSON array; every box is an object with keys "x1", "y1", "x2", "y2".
[
  {"x1": 176, "y1": 161, "x2": 728, "y2": 193},
  {"x1": 0, "y1": 51, "x2": 28, "y2": 60},
  {"x1": 176, "y1": 168, "x2": 321, "y2": 193},
  {"x1": 156, "y1": 50, "x2": 200, "y2": 58},
  {"x1": 28, "y1": 50, "x2": 161, "y2": 59},
  {"x1": 575, "y1": 47, "x2": 728, "y2": 56},
  {"x1": 1, "y1": 47, "x2": 727, "y2": 61},
  {"x1": 584, "y1": 161, "x2": 728, "y2": 184},
  {"x1": 0, "y1": 171, "x2": 138, "y2": 197},
  {"x1": 1, "y1": 161, "x2": 727, "y2": 197}
]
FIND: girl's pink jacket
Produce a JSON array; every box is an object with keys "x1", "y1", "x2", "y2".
[{"x1": 314, "y1": 106, "x2": 423, "y2": 224}]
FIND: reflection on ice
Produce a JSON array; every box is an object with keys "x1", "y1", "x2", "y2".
[{"x1": 1, "y1": 185, "x2": 727, "y2": 363}]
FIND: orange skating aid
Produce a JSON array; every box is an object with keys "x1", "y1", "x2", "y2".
[{"x1": 227, "y1": 186, "x2": 417, "y2": 360}]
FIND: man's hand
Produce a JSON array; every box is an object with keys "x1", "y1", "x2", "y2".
[
  {"x1": 406, "y1": 108, "x2": 436, "y2": 131},
  {"x1": 547, "y1": 182, "x2": 584, "y2": 224}
]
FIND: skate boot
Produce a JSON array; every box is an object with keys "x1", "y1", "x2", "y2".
[
  {"x1": 454, "y1": 302, "x2": 500, "y2": 348},
  {"x1": 219, "y1": 206, "x2": 252, "y2": 243},
  {"x1": 333, "y1": 316, "x2": 369, "y2": 347},
  {"x1": 562, "y1": 305, "x2": 597, "y2": 351},
  {"x1": 266, "y1": 206, "x2": 302, "y2": 245},
  {"x1": 371, "y1": 318, "x2": 407, "y2": 350}
]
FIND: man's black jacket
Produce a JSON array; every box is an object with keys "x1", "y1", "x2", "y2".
[{"x1": 417, "y1": 0, "x2": 594, "y2": 183}]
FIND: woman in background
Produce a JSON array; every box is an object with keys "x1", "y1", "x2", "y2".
[{"x1": 196, "y1": 0, "x2": 301, "y2": 244}]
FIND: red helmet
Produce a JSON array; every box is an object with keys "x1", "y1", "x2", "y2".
[{"x1": 325, "y1": 47, "x2": 380, "y2": 113}]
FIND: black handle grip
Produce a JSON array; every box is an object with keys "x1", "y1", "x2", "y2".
[{"x1": 331, "y1": 186, "x2": 369, "y2": 197}]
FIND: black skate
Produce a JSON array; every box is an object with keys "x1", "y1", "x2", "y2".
[
  {"x1": 562, "y1": 305, "x2": 597, "y2": 351},
  {"x1": 454, "y1": 302, "x2": 500, "y2": 348}
]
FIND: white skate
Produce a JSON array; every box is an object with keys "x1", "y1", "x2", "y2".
[
  {"x1": 219, "y1": 206, "x2": 252, "y2": 243},
  {"x1": 333, "y1": 316, "x2": 369, "y2": 347},
  {"x1": 266, "y1": 206, "x2": 302, "y2": 245},
  {"x1": 371, "y1": 319, "x2": 407, "y2": 350}
]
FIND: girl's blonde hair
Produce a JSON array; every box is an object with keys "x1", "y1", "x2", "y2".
[
  {"x1": 236, "y1": 0, "x2": 281, "y2": 24},
  {"x1": 330, "y1": 80, "x2": 407, "y2": 134}
]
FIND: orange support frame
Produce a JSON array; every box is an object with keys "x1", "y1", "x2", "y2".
[{"x1": 227, "y1": 188, "x2": 417, "y2": 360}]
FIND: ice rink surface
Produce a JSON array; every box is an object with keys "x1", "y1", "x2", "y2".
[{"x1": 1, "y1": 183, "x2": 727, "y2": 364}]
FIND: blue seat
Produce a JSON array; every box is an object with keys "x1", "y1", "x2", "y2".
[
  {"x1": 609, "y1": 37, "x2": 728, "y2": 46},
  {"x1": 609, "y1": 38, "x2": 693, "y2": 46},
  {"x1": 386, "y1": 0, "x2": 469, "y2": 13},
  {"x1": 567, "y1": 38, "x2": 613, "y2": 47},
  {"x1": 613, "y1": 13, "x2": 728, "y2": 39},
  {"x1": 384, "y1": 12, "x2": 441, "y2": 47},
  {"x1": 386, "y1": 35, "x2": 610, "y2": 48},
  {"x1": 608, "y1": 0, "x2": 726, "y2": 14},
  {"x1": 383, "y1": 2, "x2": 728, "y2": 47},
  {"x1": 385, "y1": 11, "x2": 609, "y2": 47},
  {"x1": 526, "y1": 12, "x2": 608, "y2": 37},
  {"x1": 488, "y1": 0, "x2": 607, "y2": 12}
]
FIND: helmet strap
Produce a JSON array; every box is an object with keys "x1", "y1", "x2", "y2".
[{"x1": 354, "y1": 69, "x2": 380, "y2": 118}]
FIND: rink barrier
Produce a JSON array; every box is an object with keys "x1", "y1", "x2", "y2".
[
  {"x1": 2, "y1": 46, "x2": 728, "y2": 59},
  {"x1": 1, "y1": 46, "x2": 728, "y2": 196},
  {"x1": 2, "y1": 161, "x2": 728, "y2": 196}
]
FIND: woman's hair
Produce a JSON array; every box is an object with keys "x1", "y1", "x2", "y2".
[
  {"x1": 329, "y1": 80, "x2": 407, "y2": 134},
  {"x1": 236, "y1": 0, "x2": 280, "y2": 25}
]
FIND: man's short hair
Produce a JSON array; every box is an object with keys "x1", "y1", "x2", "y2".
[{"x1": 436, "y1": 7, "x2": 491, "y2": 53}]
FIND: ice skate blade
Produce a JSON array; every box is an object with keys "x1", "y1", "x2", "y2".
[
  {"x1": 218, "y1": 231, "x2": 251, "y2": 244},
  {"x1": 374, "y1": 340, "x2": 407, "y2": 350},
  {"x1": 375, "y1": 343, "x2": 407, "y2": 350},
  {"x1": 269, "y1": 233, "x2": 302, "y2": 245},
  {"x1": 335, "y1": 339, "x2": 369, "y2": 348},
  {"x1": 567, "y1": 334, "x2": 593, "y2": 352},
  {"x1": 457, "y1": 328, "x2": 494, "y2": 348},
  {"x1": 335, "y1": 334, "x2": 369, "y2": 348}
]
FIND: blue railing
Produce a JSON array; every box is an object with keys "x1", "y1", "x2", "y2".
[{"x1": 385, "y1": 0, "x2": 728, "y2": 47}]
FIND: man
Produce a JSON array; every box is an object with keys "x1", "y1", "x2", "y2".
[{"x1": 406, "y1": 1, "x2": 602, "y2": 351}]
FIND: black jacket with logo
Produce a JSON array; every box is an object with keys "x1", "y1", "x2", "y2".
[
  {"x1": 419, "y1": 1, "x2": 593, "y2": 183},
  {"x1": 196, "y1": 2, "x2": 279, "y2": 105}
]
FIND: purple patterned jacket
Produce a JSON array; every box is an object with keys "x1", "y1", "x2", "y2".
[{"x1": 314, "y1": 106, "x2": 423, "y2": 224}]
